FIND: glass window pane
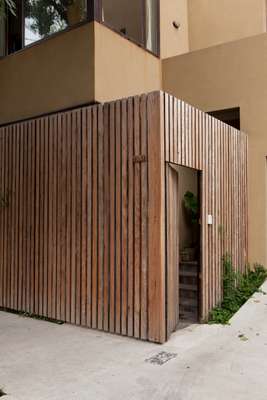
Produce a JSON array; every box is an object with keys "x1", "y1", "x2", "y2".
[
  {"x1": 102, "y1": 0, "x2": 144, "y2": 46},
  {"x1": 145, "y1": 0, "x2": 159, "y2": 54},
  {"x1": 0, "y1": 16, "x2": 5, "y2": 56},
  {"x1": 24, "y1": 0, "x2": 87, "y2": 46},
  {"x1": 101, "y1": 0, "x2": 159, "y2": 55},
  {"x1": 7, "y1": 1, "x2": 23, "y2": 54}
]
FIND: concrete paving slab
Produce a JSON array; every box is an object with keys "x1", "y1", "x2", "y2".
[{"x1": 1, "y1": 281, "x2": 267, "y2": 400}]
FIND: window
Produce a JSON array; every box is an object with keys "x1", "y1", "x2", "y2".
[
  {"x1": 5, "y1": 0, "x2": 87, "y2": 55},
  {"x1": 24, "y1": 0, "x2": 87, "y2": 46},
  {"x1": 7, "y1": 1, "x2": 23, "y2": 54},
  {"x1": 2, "y1": 0, "x2": 160, "y2": 57},
  {"x1": 0, "y1": 16, "x2": 5, "y2": 56},
  {"x1": 100, "y1": 0, "x2": 159, "y2": 55}
]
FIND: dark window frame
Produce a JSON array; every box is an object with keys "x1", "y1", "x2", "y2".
[
  {"x1": 1, "y1": 0, "x2": 160, "y2": 58},
  {"x1": 95, "y1": 0, "x2": 160, "y2": 56}
]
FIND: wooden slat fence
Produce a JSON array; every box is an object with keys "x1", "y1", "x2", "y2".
[
  {"x1": 0, "y1": 91, "x2": 248, "y2": 343},
  {"x1": 163, "y1": 93, "x2": 248, "y2": 324}
]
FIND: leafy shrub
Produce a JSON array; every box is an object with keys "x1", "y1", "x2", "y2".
[
  {"x1": 209, "y1": 256, "x2": 267, "y2": 324},
  {"x1": 183, "y1": 191, "x2": 199, "y2": 225}
]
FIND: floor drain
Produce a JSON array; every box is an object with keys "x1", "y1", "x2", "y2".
[{"x1": 145, "y1": 351, "x2": 177, "y2": 366}]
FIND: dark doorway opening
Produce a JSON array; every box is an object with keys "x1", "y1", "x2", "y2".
[
  {"x1": 208, "y1": 107, "x2": 240, "y2": 130},
  {"x1": 178, "y1": 166, "x2": 201, "y2": 323},
  {"x1": 166, "y1": 164, "x2": 201, "y2": 338}
]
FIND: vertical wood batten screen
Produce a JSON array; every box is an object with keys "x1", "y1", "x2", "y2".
[
  {"x1": 0, "y1": 94, "x2": 165, "y2": 342},
  {"x1": 163, "y1": 93, "x2": 248, "y2": 323},
  {"x1": 0, "y1": 92, "x2": 248, "y2": 343}
]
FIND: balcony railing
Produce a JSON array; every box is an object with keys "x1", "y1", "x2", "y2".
[{"x1": 0, "y1": 0, "x2": 160, "y2": 57}]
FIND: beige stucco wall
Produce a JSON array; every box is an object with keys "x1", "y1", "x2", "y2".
[
  {"x1": 160, "y1": 0, "x2": 189, "y2": 58},
  {"x1": 163, "y1": 32, "x2": 267, "y2": 266},
  {"x1": 0, "y1": 23, "x2": 95, "y2": 125},
  {"x1": 94, "y1": 22, "x2": 161, "y2": 103},
  {"x1": 188, "y1": 0, "x2": 267, "y2": 51},
  {"x1": 0, "y1": 20, "x2": 162, "y2": 125}
]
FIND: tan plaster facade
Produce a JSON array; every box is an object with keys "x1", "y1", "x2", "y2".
[
  {"x1": 0, "y1": 23, "x2": 95, "y2": 125},
  {"x1": 160, "y1": 0, "x2": 267, "y2": 58},
  {"x1": 160, "y1": 0, "x2": 189, "y2": 58},
  {"x1": 94, "y1": 22, "x2": 161, "y2": 103},
  {"x1": 187, "y1": 0, "x2": 267, "y2": 51},
  {"x1": 0, "y1": 21, "x2": 161, "y2": 125}
]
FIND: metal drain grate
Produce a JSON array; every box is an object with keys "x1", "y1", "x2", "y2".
[{"x1": 145, "y1": 351, "x2": 177, "y2": 366}]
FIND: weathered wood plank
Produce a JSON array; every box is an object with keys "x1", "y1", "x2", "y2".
[{"x1": 147, "y1": 92, "x2": 166, "y2": 343}]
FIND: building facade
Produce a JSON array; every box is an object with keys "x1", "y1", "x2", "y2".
[{"x1": 0, "y1": 0, "x2": 264, "y2": 340}]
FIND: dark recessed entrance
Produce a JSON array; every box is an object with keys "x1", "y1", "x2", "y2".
[{"x1": 208, "y1": 107, "x2": 240, "y2": 130}]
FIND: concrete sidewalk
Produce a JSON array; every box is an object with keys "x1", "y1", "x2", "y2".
[{"x1": 1, "y1": 281, "x2": 267, "y2": 400}]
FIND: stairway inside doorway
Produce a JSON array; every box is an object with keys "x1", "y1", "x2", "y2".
[{"x1": 179, "y1": 261, "x2": 199, "y2": 322}]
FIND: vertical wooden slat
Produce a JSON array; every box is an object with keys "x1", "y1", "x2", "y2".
[
  {"x1": 103, "y1": 104, "x2": 110, "y2": 332},
  {"x1": 133, "y1": 96, "x2": 141, "y2": 339},
  {"x1": 29, "y1": 121, "x2": 35, "y2": 313},
  {"x1": 140, "y1": 95, "x2": 148, "y2": 340},
  {"x1": 75, "y1": 110, "x2": 82, "y2": 326},
  {"x1": 60, "y1": 112, "x2": 67, "y2": 322},
  {"x1": 70, "y1": 112, "x2": 77, "y2": 324},
  {"x1": 86, "y1": 108, "x2": 93, "y2": 328},
  {"x1": 165, "y1": 94, "x2": 170, "y2": 161},
  {"x1": 43, "y1": 117, "x2": 49, "y2": 317},
  {"x1": 115, "y1": 101, "x2": 122, "y2": 335},
  {"x1": 127, "y1": 98, "x2": 134, "y2": 337},
  {"x1": 65, "y1": 112, "x2": 72, "y2": 323},
  {"x1": 109, "y1": 102, "x2": 116, "y2": 333},
  {"x1": 91, "y1": 106, "x2": 98, "y2": 329},
  {"x1": 13, "y1": 124, "x2": 19, "y2": 310},
  {"x1": 7, "y1": 125, "x2": 12, "y2": 309},
  {"x1": 166, "y1": 165, "x2": 179, "y2": 338},
  {"x1": 81, "y1": 108, "x2": 88, "y2": 327},
  {"x1": 97, "y1": 106, "x2": 104, "y2": 330},
  {"x1": 51, "y1": 116, "x2": 57, "y2": 319},
  {"x1": 147, "y1": 92, "x2": 166, "y2": 343},
  {"x1": 121, "y1": 99, "x2": 128, "y2": 336}
]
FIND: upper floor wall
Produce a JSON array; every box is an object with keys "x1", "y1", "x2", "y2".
[
  {"x1": 160, "y1": 0, "x2": 267, "y2": 58},
  {"x1": 0, "y1": 22, "x2": 95, "y2": 125},
  {"x1": 0, "y1": 0, "x2": 160, "y2": 58},
  {"x1": 1, "y1": 0, "x2": 267, "y2": 125},
  {"x1": 187, "y1": 0, "x2": 267, "y2": 51},
  {"x1": 160, "y1": 0, "x2": 189, "y2": 59},
  {"x1": 0, "y1": 21, "x2": 161, "y2": 125}
]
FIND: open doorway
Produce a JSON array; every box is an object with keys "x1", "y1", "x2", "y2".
[
  {"x1": 166, "y1": 164, "x2": 201, "y2": 337},
  {"x1": 178, "y1": 166, "x2": 201, "y2": 323}
]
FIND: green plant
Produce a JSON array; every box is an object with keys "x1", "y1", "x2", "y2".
[
  {"x1": 209, "y1": 255, "x2": 267, "y2": 324},
  {"x1": 0, "y1": 0, "x2": 16, "y2": 17},
  {"x1": 183, "y1": 191, "x2": 199, "y2": 225}
]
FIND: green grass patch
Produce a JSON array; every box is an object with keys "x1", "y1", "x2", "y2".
[{"x1": 209, "y1": 255, "x2": 267, "y2": 324}]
